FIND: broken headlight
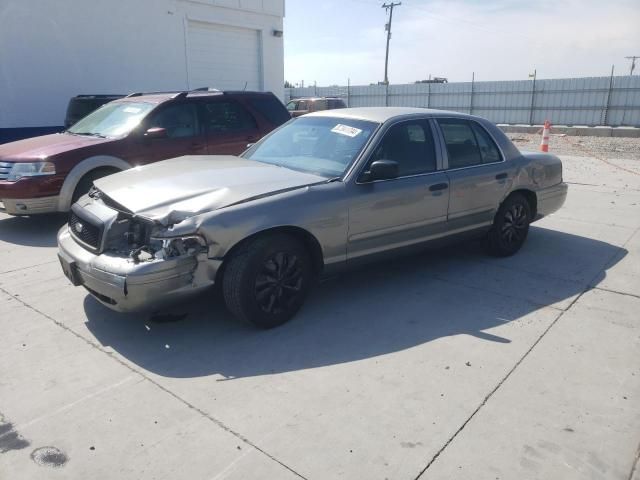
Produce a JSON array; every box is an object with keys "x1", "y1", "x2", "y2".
[{"x1": 149, "y1": 235, "x2": 207, "y2": 260}]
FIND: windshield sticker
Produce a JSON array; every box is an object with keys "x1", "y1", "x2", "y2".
[
  {"x1": 123, "y1": 106, "x2": 142, "y2": 114},
  {"x1": 331, "y1": 124, "x2": 362, "y2": 138}
]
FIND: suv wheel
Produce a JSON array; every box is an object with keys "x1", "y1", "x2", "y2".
[
  {"x1": 222, "y1": 233, "x2": 313, "y2": 328},
  {"x1": 486, "y1": 193, "x2": 532, "y2": 257},
  {"x1": 72, "y1": 168, "x2": 119, "y2": 204}
]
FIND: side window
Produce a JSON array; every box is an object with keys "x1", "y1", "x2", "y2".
[
  {"x1": 438, "y1": 119, "x2": 482, "y2": 169},
  {"x1": 249, "y1": 96, "x2": 291, "y2": 125},
  {"x1": 297, "y1": 100, "x2": 308, "y2": 111},
  {"x1": 369, "y1": 120, "x2": 436, "y2": 177},
  {"x1": 203, "y1": 101, "x2": 257, "y2": 133},
  {"x1": 314, "y1": 100, "x2": 328, "y2": 111},
  {"x1": 148, "y1": 103, "x2": 199, "y2": 138},
  {"x1": 471, "y1": 123, "x2": 502, "y2": 163},
  {"x1": 286, "y1": 101, "x2": 297, "y2": 111}
]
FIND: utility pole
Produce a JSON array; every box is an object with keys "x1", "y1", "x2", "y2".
[
  {"x1": 382, "y1": 2, "x2": 401, "y2": 85},
  {"x1": 625, "y1": 56, "x2": 639, "y2": 75}
]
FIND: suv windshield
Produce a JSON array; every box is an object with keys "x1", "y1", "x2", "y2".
[
  {"x1": 243, "y1": 116, "x2": 378, "y2": 177},
  {"x1": 67, "y1": 101, "x2": 155, "y2": 138}
]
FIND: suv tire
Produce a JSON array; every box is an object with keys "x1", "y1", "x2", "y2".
[{"x1": 72, "y1": 167, "x2": 120, "y2": 204}]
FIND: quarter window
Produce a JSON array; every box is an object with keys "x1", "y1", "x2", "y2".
[
  {"x1": 203, "y1": 101, "x2": 257, "y2": 133},
  {"x1": 368, "y1": 120, "x2": 437, "y2": 177}
]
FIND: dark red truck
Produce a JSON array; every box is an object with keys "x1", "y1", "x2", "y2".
[{"x1": 0, "y1": 90, "x2": 290, "y2": 215}]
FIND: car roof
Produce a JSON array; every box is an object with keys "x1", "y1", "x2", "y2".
[
  {"x1": 306, "y1": 107, "x2": 473, "y2": 123},
  {"x1": 114, "y1": 90, "x2": 274, "y2": 105}
]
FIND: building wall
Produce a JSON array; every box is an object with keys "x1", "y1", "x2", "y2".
[{"x1": 0, "y1": 0, "x2": 284, "y2": 134}]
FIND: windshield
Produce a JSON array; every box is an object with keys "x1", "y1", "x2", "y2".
[
  {"x1": 67, "y1": 101, "x2": 155, "y2": 138},
  {"x1": 243, "y1": 116, "x2": 378, "y2": 177},
  {"x1": 286, "y1": 101, "x2": 297, "y2": 111}
]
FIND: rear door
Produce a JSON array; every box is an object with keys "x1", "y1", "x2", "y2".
[
  {"x1": 347, "y1": 119, "x2": 449, "y2": 260},
  {"x1": 202, "y1": 99, "x2": 261, "y2": 155},
  {"x1": 435, "y1": 118, "x2": 510, "y2": 229}
]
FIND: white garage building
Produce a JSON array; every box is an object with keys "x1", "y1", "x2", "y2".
[{"x1": 0, "y1": 0, "x2": 285, "y2": 143}]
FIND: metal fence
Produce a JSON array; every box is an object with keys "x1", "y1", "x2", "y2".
[{"x1": 285, "y1": 75, "x2": 640, "y2": 127}]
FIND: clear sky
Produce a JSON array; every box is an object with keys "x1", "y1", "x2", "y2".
[{"x1": 283, "y1": 0, "x2": 640, "y2": 86}]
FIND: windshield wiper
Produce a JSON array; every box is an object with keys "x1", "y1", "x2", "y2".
[{"x1": 71, "y1": 132, "x2": 107, "y2": 138}]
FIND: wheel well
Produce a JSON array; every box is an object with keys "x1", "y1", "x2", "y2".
[
  {"x1": 79, "y1": 166, "x2": 121, "y2": 183},
  {"x1": 215, "y1": 226, "x2": 325, "y2": 284},
  {"x1": 73, "y1": 167, "x2": 121, "y2": 196},
  {"x1": 507, "y1": 189, "x2": 537, "y2": 218}
]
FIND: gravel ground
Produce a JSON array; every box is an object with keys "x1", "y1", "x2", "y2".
[{"x1": 506, "y1": 133, "x2": 640, "y2": 160}]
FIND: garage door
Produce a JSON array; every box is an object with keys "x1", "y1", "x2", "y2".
[{"x1": 187, "y1": 21, "x2": 262, "y2": 91}]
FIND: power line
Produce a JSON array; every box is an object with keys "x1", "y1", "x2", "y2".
[
  {"x1": 625, "y1": 56, "x2": 640, "y2": 76},
  {"x1": 382, "y1": 2, "x2": 401, "y2": 85}
]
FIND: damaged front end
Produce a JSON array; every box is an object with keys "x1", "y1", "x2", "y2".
[{"x1": 57, "y1": 188, "x2": 218, "y2": 312}]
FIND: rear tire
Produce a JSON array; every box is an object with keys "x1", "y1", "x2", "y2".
[
  {"x1": 71, "y1": 168, "x2": 119, "y2": 204},
  {"x1": 222, "y1": 234, "x2": 313, "y2": 329},
  {"x1": 486, "y1": 193, "x2": 531, "y2": 257}
]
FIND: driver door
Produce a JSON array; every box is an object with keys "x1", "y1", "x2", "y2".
[
  {"x1": 136, "y1": 102, "x2": 208, "y2": 165},
  {"x1": 347, "y1": 119, "x2": 449, "y2": 260}
]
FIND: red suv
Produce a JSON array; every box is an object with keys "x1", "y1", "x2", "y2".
[{"x1": 0, "y1": 90, "x2": 290, "y2": 215}]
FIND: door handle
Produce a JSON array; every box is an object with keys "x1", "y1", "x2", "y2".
[
  {"x1": 246, "y1": 135, "x2": 259, "y2": 142},
  {"x1": 495, "y1": 173, "x2": 508, "y2": 180},
  {"x1": 429, "y1": 183, "x2": 449, "y2": 192},
  {"x1": 190, "y1": 143, "x2": 206, "y2": 149}
]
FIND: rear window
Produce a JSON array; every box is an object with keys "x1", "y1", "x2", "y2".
[{"x1": 247, "y1": 96, "x2": 291, "y2": 126}]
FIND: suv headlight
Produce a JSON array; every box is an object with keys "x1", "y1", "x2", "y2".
[{"x1": 7, "y1": 162, "x2": 56, "y2": 181}]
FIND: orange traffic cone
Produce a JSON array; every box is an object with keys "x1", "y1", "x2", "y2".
[{"x1": 540, "y1": 120, "x2": 551, "y2": 152}]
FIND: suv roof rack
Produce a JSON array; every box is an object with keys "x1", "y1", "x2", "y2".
[
  {"x1": 74, "y1": 94, "x2": 124, "y2": 98},
  {"x1": 125, "y1": 88, "x2": 225, "y2": 98}
]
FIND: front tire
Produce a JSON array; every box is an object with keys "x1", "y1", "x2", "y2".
[
  {"x1": 222, "y1": 234, "x2": 313, "y2": 328},
  {"x1": 486, "y1": 193, "x2": 532, "y2": 257},
  {"x1": 71, "y1": 168, "x2": 120, "y2": 204}
]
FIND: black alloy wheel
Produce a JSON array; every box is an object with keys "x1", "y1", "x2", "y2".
[
  {"x1": 487, "y1": 193, "x2": 532, "y2": 257},
  {"x1": 254, "y1": 251, "x2": 304, "y2": 315},
  {"x1": 501, "y1": 203, "x2": 528, "y2": 246},
  {"x1": 223, "y1": 233, "x2": 313, "y2": 328}
]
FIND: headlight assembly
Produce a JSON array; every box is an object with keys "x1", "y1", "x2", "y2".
[
  {"x1": 149, "y1": 235, "x2": 207, "y2": 260},
  {"x1": 7, "y1": 162, "x2": 56, "y2": 181}
]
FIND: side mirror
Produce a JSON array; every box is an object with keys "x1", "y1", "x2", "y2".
[
  {"x1": 144, "y1": 127, "x2": 168, "y2": 139},
  {"x1": 364, "y1": 160, "x2": 399, "y2": 182}
]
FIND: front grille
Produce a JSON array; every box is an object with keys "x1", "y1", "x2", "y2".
[
  {"x1": 0, "y1": 162, "x2": 12, "y2": 180},
  {"x1": 69, "y1": 209, "x2": 103, "y2": 251}
]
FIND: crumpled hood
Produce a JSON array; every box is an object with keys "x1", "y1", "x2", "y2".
[
  {"x1": 93, "y1": 155, "x2": 327, "y2": 225},
  {"x1": 0, "y1": 133, "x2": 112, "y2": 160}
]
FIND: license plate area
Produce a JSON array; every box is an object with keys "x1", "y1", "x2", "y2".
[{"x1": 58, "y1": 253, "x2": 82, "y2": 286}]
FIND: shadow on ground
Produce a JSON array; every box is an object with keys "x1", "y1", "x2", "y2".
[
  {"x1": 0, "y1": 214, "x2": 67, "y2": 248},
  {"x1": 83, "y1": 226, "x2": 626, "y2": 380}
]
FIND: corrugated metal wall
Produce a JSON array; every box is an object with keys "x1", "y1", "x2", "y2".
[{"x1": 285, "y1": 76, "x2": 640, "y2": 127}]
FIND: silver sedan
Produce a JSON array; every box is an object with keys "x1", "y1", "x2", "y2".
[{"x1": 57, "y1": 107, "x2": 568, "y2": 328}]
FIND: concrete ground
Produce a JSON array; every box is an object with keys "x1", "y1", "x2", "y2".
[{"x1": 0, "y1": 153, "x2": 639, "y2": 480}]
